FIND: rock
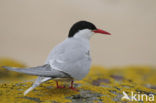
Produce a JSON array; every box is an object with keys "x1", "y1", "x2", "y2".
[
  {"x1": 0, "y1": 58, "x2": 26, "y2": 79},
  {"x1": 0, "y1": 65, "x2": 156, "y2": 103},
  {"x1": 0, "y1": 58, "x2": 36, "y2": 82}
]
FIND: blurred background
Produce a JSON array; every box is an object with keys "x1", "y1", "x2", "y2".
[{"x1": 0, "y1": 0, "x2": 156, "y2": 67}]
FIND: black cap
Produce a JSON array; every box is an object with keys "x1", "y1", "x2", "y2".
[{"x1": 68, "y1": 21, "x2": 97, "y2": 38}]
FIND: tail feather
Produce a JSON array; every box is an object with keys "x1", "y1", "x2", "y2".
[
  {"x1": 1, "y1": 64, "x2": 71, "y2": 95},
  {"x1": 24, "y1": 77, "x2": 51, "y2": 95},
  {"x1": 2, "y1": 64, "x2": 70, "y2": 78}
]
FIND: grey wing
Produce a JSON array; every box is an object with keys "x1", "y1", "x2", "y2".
[
  {"x1": 53, "y1": 49, "x2": 91, "y2": 80},
  {"x1": 45, "y1": 38, "x2": 90, "y2": 64},
  {"x1": 2, "y1": 64, "x2": 71, "y2": 78},
  {"x1": 46, "y1": 43, "x2": 91, "y2": 80}
]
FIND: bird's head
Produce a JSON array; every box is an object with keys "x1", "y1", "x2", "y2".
[{"x1": 68, "y1": 21, "x2": 111, "y2": 40}]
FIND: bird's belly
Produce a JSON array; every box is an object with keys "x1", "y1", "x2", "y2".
[
  {"x1": 64, "y1": 58, "x2": 91, "y2": 80},
  {"x1": 53, "y1": 77, "x2": 73, "y2": 81},
  {"x1": 49, "y1": 56, "x2": 91, "y2": 80}
]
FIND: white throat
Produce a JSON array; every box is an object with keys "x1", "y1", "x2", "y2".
[{"x1": 73, "y1": 29, "x2": 93, "y2": 40}]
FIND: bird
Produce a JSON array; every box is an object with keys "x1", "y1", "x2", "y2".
[{"x1": 2, "y1": 21, "x2": 111, "y2": 95}]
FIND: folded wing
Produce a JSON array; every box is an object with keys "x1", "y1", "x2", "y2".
[{"x1": 2, "y1": 64, "x2": 70, "y2": 78}]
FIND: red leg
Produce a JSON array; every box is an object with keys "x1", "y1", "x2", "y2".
[
  {"x1": 56, "y1": 81, "x2": 59, "y2": 88},
  {"x1": 56, "y1": 81, "x2": 65, "y2": 88},
  {"x1": 69, "y1": 81, "x2": 78, "y2": 91}
]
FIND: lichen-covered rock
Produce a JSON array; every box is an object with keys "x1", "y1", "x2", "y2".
[
  {"x1": 0, "y1": 58, "x2": 25, "y2": 77},
  {"x1": 0, "y1": 58, "x2": 35, "y2": 82},
  {"x1": 0, "y1": 64, "x2": 156, "y2": 103}
]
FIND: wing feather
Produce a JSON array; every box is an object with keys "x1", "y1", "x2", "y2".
[{"x1": 2, "y1": 64, "x2": 70, "y2": 78}]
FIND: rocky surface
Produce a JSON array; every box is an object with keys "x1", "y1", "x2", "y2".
[{"x1": 0, "y1": 58, "x2": 156, "y2": 103}]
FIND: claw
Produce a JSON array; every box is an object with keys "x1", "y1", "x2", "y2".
[
  {"x1": 57, "y1": 85, "x2": 65, "y2": 88},
  {"x1": 69, "y1": 86, "x2": 79, "y2": 91},
  {"x1": 69, "y1": 81, "x2": 79, "y2": 91},
  {"x1": 55, "y1": 81, "x2": 79, "y2": 91}
]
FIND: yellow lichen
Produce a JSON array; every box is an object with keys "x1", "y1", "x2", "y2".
[
  {"x1": 0, "y1": 58, "x2": 25, "y2": 77},
  {"x1": 0, "y1": 58, "x2": 35, "y2": 82},
  {"x1": 0, "y1": 59, "x2": 156, "y2": 103}
]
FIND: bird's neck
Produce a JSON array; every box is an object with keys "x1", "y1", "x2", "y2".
[{"x1": 73, "y1": 29, "x2": 93, "y2": 40}]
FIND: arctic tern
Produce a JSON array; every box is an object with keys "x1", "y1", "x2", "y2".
[{"x1": 2, "y1": 21, "x2": 111, "y2": 95}]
